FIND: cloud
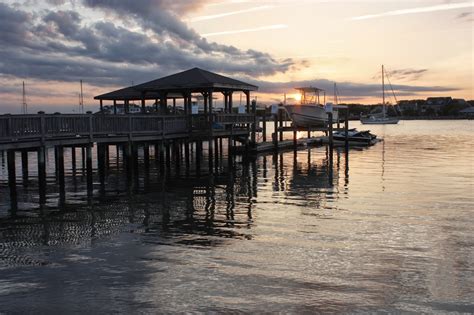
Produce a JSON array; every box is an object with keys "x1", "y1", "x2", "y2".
[
  {"x1": 351, "y1": 2, "x2": 474, "y2": 20},
  {"x1": 373, "y1": 68, "x2": 429, "y2": 82},
  {"x1": 189, "y1": 5, "x2": 273, "y2": 22},
  {"x1": 251, "y1": 78, "x2": 459, "y2": 99},
  {"x1": 456, "y1": 11, "x2": 473, "y2": 21},
  {"x1": 202, "y1": 24, "x2": 288, "y2": 37},
  {"x1": 0, "y1": 1, "x2": 296, "y2": 87},
  {"x1": 0, "y1": 2, "x2": 31, "y2": 46}
]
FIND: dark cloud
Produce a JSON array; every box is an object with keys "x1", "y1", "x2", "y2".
[
  {"x1": 252, "y1": 78, "x2": 458, "y2": 99},
  {"x1": 0, "y1": 2, "x2": 31, "y2": 46},
  {"x1": 372, "y1": 68, "x2": 428, "y2": 82},
  {"x1": 43, "y1": 10, "x2": 81, "y2": 37},
  {"x1": 0, "y1": 1, "x2": 294, "y2": 88},
  {"x1": 80, "y1": 0, "x2": 293, "y2": 75}
]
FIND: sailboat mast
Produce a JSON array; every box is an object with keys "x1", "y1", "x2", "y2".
[
  {"x1": 22, "y1": 81, "x2": 27, "y2": 114},
  {"x1": 382, "y1": 65, "x2": 386, "y2": 117},
  {"x1": 80, "y1": 79, "x2": 84, "y2": 113}
]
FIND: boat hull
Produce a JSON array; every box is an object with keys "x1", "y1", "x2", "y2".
[
  {"x1": 360, "y1": 117, "x2": 399, "y2": 124},
  {"x1": 284, "y1": 105, "x2": 338, "y2": 127},
  {"x1": 333, "y1": 129, "x2": 377, "y2": 145}
]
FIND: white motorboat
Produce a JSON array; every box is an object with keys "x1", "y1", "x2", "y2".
[
  {"x1": 284, "y1": 87, "x2": 338, "y2": 128},
  {"x1": 361, "y1": 65, "x2": 399, "y2": 125}
]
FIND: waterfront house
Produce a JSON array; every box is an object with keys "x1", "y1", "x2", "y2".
[
  {"x1": 459, "y1": 106, "x2": 474, "y2": 118},
  {"x1": 422, "y1": 97, "x2": 452, "y2": 115},
  {"x1": 397, "y1": 99, "x2": 424, "y2": 115}
]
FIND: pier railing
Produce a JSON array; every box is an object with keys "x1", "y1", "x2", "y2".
[
  {"x1": 215, "y1": 113, "x2": 255, "y2": 125},
  {"x1": 0, "y1": 113, "x2": 256, "y2": 143},
  {"x1": 0, "y1": 114, "x2": 188, "y2": 141}
]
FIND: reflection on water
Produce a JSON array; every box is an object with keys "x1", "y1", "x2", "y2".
[{"x1": 0, "y1": 120, "x2": 473, "y2": 313}]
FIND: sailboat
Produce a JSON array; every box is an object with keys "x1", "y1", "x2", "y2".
[{"x1": 360, "y1": 65, "x2": 399, "y2": 125}]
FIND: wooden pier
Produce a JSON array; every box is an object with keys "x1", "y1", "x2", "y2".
[{"x1": 0, "y1": 68, "x2": 359, "y2": 212}]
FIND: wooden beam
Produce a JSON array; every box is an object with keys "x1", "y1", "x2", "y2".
[
  {"x1": 203, "y1": 92, "x2": 209, "y2": 114},
  {"x1": 222, "y1": 92, "x2": 228, "y2": 113},
  {"x1": 245, "y1": 91, "x2": 250, "y2": 113}
]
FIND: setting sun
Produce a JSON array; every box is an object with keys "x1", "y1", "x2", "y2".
[{"x1": 293, "y1": 93, "x2": 302, "y2": 103}]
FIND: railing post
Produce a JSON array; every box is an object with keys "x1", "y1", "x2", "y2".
[
  {"x1": 39, "y1": 111, "x2": 45, "y2": 144},
  {"x1": 88, "y1": 112, "x2": 93, "y2": 141},
  {"x1": 161, "y1": 117, "x2": 165, "y2": 138},
  {"x1": 129, "y1": 115, "x2": 133, "y2": 140},
  {"x1": 6, "y1": 115, "x2": 12, "y2": 139},
  {"x1": 328, "y1": 112, "x2": 333, "y2": 147}
]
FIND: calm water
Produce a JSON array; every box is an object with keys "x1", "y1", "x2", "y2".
[{"x1": 0, "y1": 120, "x2": 473, "y2": 313}]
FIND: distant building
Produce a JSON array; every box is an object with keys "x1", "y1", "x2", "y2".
[
  {"x1": 397, "y1": 99, "x2": 424, "y2": 114},
  {"x1": 452, "y1": 98, "x2": 467, "y2": 106},
  {"x1": 421, "y1": 97, "x2": 452, "y2": 115},
  {"x1": 459, "y1": 106, "x2": 474, "y2": 117}
]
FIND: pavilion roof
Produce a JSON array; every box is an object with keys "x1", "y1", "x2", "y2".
[
  {"x1": 94, "y1": 86, "x2": 182, "y2": 101},
  {"x1": 94, "y1": 67, "x2": 258, "y2": 100},
  {"x1": 134, "y1": 67, "x2": 258, "y2": 93},
  {"x1": 94, "y1": 86, "x2": 160, "y2": 101}
]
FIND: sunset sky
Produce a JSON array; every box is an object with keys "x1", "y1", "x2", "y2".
[{"x1": 0, "y1": 0, "x2": 472, "y2": 113}]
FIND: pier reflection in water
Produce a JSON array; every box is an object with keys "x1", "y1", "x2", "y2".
[
  {"x1": 0, "y1": 143, "x2": 344, "y2": 250},
  {"x1": 0, "y1": 120, "x2": 473, "y2": 313}
]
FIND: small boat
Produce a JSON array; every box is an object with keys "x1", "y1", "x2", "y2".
[
  {"x1": 360, "y1": 115, "x2": 399, "y2": 125},
  {"x1": 361, "y1": 65, "x2": 399, "y2": 125},
  {"x1": 333, "y1": 128, "x2": 377, "y2": 145},
  {"x1": 284, "y1": 87, "x2": 338, "y2": 128}
]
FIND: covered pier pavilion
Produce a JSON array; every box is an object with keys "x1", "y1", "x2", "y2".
[
  {"x1": 0, "y1": 68, "x2": 259, "y2": 208},
  {"x1": 94, "y1": 67, "x2": 260, "y2": 151},
  {"x1": 94, "y1": 67, "x2": 258, "y2": 116}
]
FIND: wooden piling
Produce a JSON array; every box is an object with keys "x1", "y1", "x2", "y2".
[
  {"x1": 273, "y1": 113, "x2": 278, "y2": 150},
  {"x1": 21, "y1": 150, "x2": 28, "y2": 185},
  {"x1": 124, "y1": 142, "x2": 132, "y2": 180},
  {"x1": 184, "y1": 141, "x2": 190, "y2": 174},
  {"x1": 81, "y1": 147, "x2": 86, "y2": 169},
  {"x1": 38, "y1": 146, "x2": 47, "y2": 204},
  {"x1": 97, "y1": 144, "x2": 106, "y2": 188},
  {"x1": 293, "y1": 125, "x2": 297, "y2": 148},
  {"x1": 57, "y1": 146, "x2": 65, "y2": 204},
  {"x1": 86, "y1": 144, "x2": 93, "y2": 196},
  {"x1": 7, "y1": 150, "x2": 17, "y2": 205},
  {"x1": 165, "y1": 141, "x2": 171, "y2": 169},
  {"x1": 154, "y1": 143, "x2": 160, "y2": 163},
  {"x1": 344, "y1": 108, "x2": 349, "y2": 150},
  {"x1": 279, "y1": 109, "x2": 284, "y2": 142},
  {"x1": 328, "y1": 112, "x2": 334, "y2": 147},
  {"x1": 143, "y1": 144, "x2": 150, "y2": 169},
  {"x1": 262, "y1": 114, "x2": 267, "y2": 142},
  {"x1": 105, "y1": 145, "x2": 110, "y2": 170},
  {"x1": 214, "y1": 137, "x2": 219, "y2": 168},
  {"x1": 71, "y1": 146, "x2": 76, "y2": 175}
]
